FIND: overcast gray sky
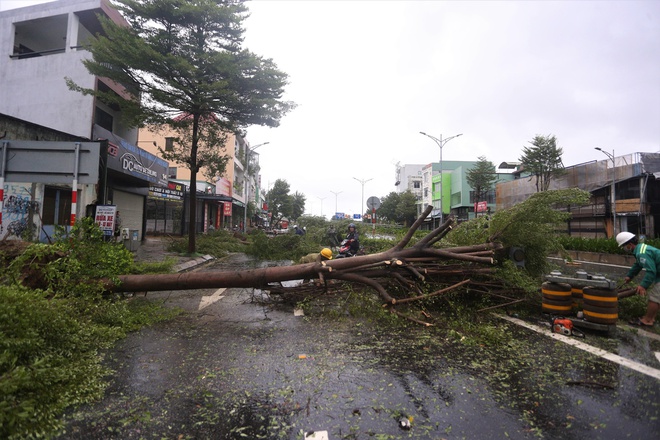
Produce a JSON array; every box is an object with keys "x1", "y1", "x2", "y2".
[{"x1": 3, "y1": 0, "x2": 659, "y2": 219}]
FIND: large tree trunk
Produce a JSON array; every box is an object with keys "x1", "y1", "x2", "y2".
[{"x1": 110, "y1": 206, "x2": 503, "y2": 309}]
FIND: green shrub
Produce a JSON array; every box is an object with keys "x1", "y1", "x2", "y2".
[
  {"x1": 246, "y1": 230, "x2": 314, "y2": 261},
  {"x1": 167, "y1": 229, "x2": 247, "y2": 257},
  {"x1": 6, "y1": 218, "x2": 133, "y2": 298},
  {"x1": 450, "y1": 189, "x2": 592, "y2": 278},
  {"x1": 0, "y1": 286, "x2": 180, "y2": 440},
  {"x1": 0, "y1": 286, "x2": 110, "y2": 439},
  {"x1": 558, "y1": 235, "x2": 660, "y2": 254},
  {"x1": 0, "y1": 219, "x2": 181, "y2": 439},
  {"x1": 129, "y1": 258, "x2": 177, "y2": 274},
  {"x1": 360, "y1": 236, "x2": 396, "y2": 254}
]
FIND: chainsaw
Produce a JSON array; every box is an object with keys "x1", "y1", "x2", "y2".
[{"x1": 551, "y1": 317, "x2": 585, "y2": 338}]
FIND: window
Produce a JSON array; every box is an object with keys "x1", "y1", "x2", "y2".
[
  {"x1": 42, "y1": 186, "x2": 73, "y2": 225},
  {"x1": 618, "y1": 180, "x2": 640, "y2": 200},
  {"x1": 165, "y1": 137, "x2": 175, "y2": 151},
  {"x1": 95, "y1": 107, "x2": 113, "y2": 132},
  {"x1": 12, "y1": 15, "x2": 68, "y2": 59},
  {"x1": 413, "y1": 181, "x2": 421, "y2": 189},
  {"x1": 469, "y1": 190, "x2": 496, "y2": 204},
  {"x1": 168, "y1": 167, "x2": 177, "y2": 179}
]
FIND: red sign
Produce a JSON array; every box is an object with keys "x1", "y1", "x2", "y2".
[
  {"x1": 223, "y1": 202, "x2": 232, "y2": 216},
  {"x1": 474, "y1": 201, "x2": 488, "y2": 213}
]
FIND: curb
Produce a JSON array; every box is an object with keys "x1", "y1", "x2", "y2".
[{"x1": 173, "y1": 255, "x2": 215, "y2": 273}]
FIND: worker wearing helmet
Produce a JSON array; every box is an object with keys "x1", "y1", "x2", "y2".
[
  {"x1": 299, "y1": 248, "x2": 334, "y2": 286},
  {"x1": 617, "y1": 231, "x2": 660, "y2": 327},
  {"x1": 299, "y1": 248, "x2": 333, "y2": 264}
]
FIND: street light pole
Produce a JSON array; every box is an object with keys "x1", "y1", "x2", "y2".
[
  {"x1": 353, "y1": 177, "x2": 372, "y2": 220},
  {"x1": 419, "y1": 132, "x2": 463, "y2": 226},
  {"x1": 317, "y1": 196, "x2": 326, "y2": 217},
  {"x1": 244, "y1": 141, "x2": 269, "y2": 232},
  {"x1": 330, "y1": 190, "x2": 342, "y2": 218},
  {"x1": 595, "y1": 147, "x2": 616, "y2": 237}
]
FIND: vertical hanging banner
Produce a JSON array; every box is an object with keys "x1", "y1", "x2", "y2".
[
  {"x1": 223, "y1": 202, "x2": 232, "y2": 216},
  {"x1": 94, "y1": 205, "x2": 117, "y2": 237}
]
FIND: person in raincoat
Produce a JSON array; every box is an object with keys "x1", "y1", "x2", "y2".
[{"x1": 617, "y1": 232, "x2": 659, "y2": 327}]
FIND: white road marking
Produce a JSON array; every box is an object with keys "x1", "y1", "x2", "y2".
[
  {"x1": 304, "y1": 431, "x2": 328, "y2": 440},
  {"x1": 198, "y1": 288, "x2": 226, "y2": 310},
  {"x1": 498, "y1": 315, "x2": 660, "y2": 380}
]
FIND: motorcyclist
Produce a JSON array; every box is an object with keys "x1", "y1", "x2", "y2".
[{"x1": 344, "y1": 223, "x2": 360, "y2": 255}]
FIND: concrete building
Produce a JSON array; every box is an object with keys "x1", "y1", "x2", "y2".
[
  {"x1": 414, "y1": 160, "x2": 517, "y2": 226},
  {"x1": 394, "y1": 163, "x2": 424, "y2": 199},
  {"x1": 496, "y1": 152, "x2": 660, "y2": 238},
  {"x1": 0, "y1": 0, "x2": 169, "y2": 242},
  {"x1": 137, "y1": 126, "x2": 263, "y2": 232}
]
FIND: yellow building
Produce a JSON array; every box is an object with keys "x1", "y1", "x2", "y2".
[{"x1": 137, "y1": 125, "x2": 258, "y2": 232}]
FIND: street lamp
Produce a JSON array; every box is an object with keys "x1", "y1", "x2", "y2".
[
  {"x1": 419, "y1": 132, "x2": 462, "y2": 225},
  {"x1": 353, "y1": 177, "x2": 373, "y2": 220},
  {"x1": 595, "y1": 147, "x2": 616, "y2": 237},
  {"x1": 244, "y1": 141, "x2": 269, "y2": 232},
  {"x1": 330, "y1": 190, "x2": 343, "y2": 217},
  {"x1": 317, "y1": 196, "x2": 326, "y2": 217}
]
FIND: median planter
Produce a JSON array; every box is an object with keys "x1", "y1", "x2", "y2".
[{"x1": 560, "y1": 250, "x2": 636, "y2": 266}]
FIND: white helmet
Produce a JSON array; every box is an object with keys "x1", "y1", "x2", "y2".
[{"x1": 616, "y1": 231, "x2": 635, "y2": 247}]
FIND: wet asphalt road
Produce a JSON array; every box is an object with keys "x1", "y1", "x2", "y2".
[{"x1": 59, "y1": 254, "x2": 660, "y2": 440}]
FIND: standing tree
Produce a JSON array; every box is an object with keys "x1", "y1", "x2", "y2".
[
  {"x1": 378, "y1": 191, "x2": 418, "y2": 225},
  {"x1": 264, "y1": 180, "x2": 306, "y2": 227},
  {"x1": 66, "y1": 0, "x2": 293, "y2": 253},
  {"x1": 266, "y1": 179, "x2": 292, "y2": 228},
  {"x1": 519, "y1": 135, "x2": 565, "y2": 192},
  {"x1": 291, "y1": 192, "x2": 306, "y2": 220},
  {"x1": 466, "y1": 156, "x2": 497, "y2": 207}
]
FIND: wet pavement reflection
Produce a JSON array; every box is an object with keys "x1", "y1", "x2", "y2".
[{"x1": 60, "y1": 254, "x2": 660, "y2": 439}]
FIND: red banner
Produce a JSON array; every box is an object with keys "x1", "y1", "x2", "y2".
[{"x1": 223, "y1": 202, "x2": 232, "y2": 216}]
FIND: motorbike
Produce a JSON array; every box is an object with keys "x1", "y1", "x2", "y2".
[{"x1": 336, "y1": 238, "x2": 359, "y2": 258}]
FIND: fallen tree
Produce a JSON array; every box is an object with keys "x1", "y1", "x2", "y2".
[
  {"x1": 3, "y1": 189, "x2": 595, "y2": 325},
  {"x1": 109, "y1": 206, "x2": 514, "y2": 323}
]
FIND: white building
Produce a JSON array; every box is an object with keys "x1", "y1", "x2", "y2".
[
  {"x1": 394, "y1": 163, "x2": 424, "y2": 199},
  {"x1": 0, "y1": 0, "x2": 136, "y2": 142},
  {"x1": 0, "y1": 0, "x2": 168, "y2": 242}
]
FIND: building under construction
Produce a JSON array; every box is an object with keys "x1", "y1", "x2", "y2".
[{"x1": 496, "y1": 152, "x2": 660, "y2": 239}]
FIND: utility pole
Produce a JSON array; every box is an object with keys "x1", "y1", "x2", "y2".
[
  {"x1": 244, "y1": 141, "x2": 269, "y2": 232},
  {"x1": 419, "y1": 132, "x2": 463, "y2": 226},
  {"x1": 317, "y1": 196, "x2": 326, "y2": 217},
  {"x1": 352, "y1": 177, "x2": 372, "y2": 220},
  {"x1": 330, "y1": 190, "x2": 342, "y2": 218},
  {"x1": 595, "y1": 147, "x2": 616, "y2": 236}
]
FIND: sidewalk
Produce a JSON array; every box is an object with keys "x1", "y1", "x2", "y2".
[{"x1": 133, "y1": 236, "x2": 214, "y2": 272}]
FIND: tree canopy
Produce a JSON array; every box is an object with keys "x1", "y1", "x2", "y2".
[
  {"x1": 519, "y1": 135, "x2": 565, "y2": 193},
  {"x1": 466, "y1": 156, "x2": 497, "y2": 205},
  {"x1": 67, "y1": 0, "x2": 294, "y2": 252},
  {"x1": 377, "y1": 191, "x2": 419, "y2": 226},
  {"x1": 265, "y1": 179, "x2": 306, "y2": 227}
]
